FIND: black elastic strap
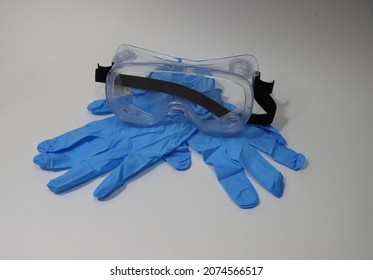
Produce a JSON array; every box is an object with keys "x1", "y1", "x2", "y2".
[
  {"x1": 248, "y1": 73, "x2": 276, "y2": 125},
  {"x1": 95, "y1": 64, "x2": 276, "y2": 125},
  {"x1": 95, "y1": 64, "x2": 113, "y2": 83},
  {"x1": 118, "y1": 74, "x2": 231, "y2": 117}
]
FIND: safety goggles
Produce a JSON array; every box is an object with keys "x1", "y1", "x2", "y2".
[{"x1": 95, "y1": 44, "x2": 276, "y2": 135}]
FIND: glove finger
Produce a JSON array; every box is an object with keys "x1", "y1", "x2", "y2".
[
  {"x1": 209, "y1": 156, "x2": 260, "y2": 208},
  {"x1": 238, "y1": 143, "x2": 284, "y2": 198},
  {"x1": 247, "y1": 137, "x2": 305, "y2": 171},
  {"x1": 34, "y1": 153, "x2": 74, "y2": 171},
  {"x1": 93, "y1": 153, "x2": 161, "y2": 199},
  {"x1": 192, "y1": 144, "x2": 260, "y2": 208},
  {"x1": 268, "y1": 143, "x2": 305, "y2": 170},
  {"x1": 242, "y1": 125, "x2": 284, "y2": 154},
  {"x1": 87, "y1": 99, "x2": 113, "y2": 115},
  {"x1": 47, "y1": 149, "x2": 125, "y2": 193},
  {"x1": 36, "y1": 119, "x2": 112, "y2": 153},
  {"x1": 162, "y1": 143, "x2": 191, "y2": 170},
  {"x1": 243, "y1": 126, "x2": 305, "y2": 170},
  {"x1": 33, "y1": 138, "x2": 108, "y2": 170},
  {"x1": 37, "y1": 130, "x2": 93, "y2": 153}
]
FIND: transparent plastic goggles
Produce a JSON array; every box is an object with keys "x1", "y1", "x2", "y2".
[{"x1": 95, "y1": 44, "x2": 276, "y2": 135}]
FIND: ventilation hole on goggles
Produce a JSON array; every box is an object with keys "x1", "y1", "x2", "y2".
[
  {"x1": 222, "y1": 112, "x2": 240, "y2": 125},
  {"x1": 114, "y1": 49, "x2": 136, "y2": 64},
  {"x1": 168, "y1": 108, "x2": 186, "y2": 116},
  {"x1": 229, "y1": 58, "x2": 253, "y2": 78}
]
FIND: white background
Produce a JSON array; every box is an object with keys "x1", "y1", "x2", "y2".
[{"x1": 0, "y1": 0, "x2": 372, "y2": 259}]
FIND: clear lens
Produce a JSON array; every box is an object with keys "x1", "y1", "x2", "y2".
[{"x1": 106, "y1": 45, "x2": 257, "y2": 135}]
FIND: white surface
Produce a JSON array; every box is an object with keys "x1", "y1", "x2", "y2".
[{"x1": 1, "y1": 0, "x2": 373, "y2": 259}]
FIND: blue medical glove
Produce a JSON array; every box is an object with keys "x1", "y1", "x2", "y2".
[
  {"x1": 35, "y1": 109, "x2": 191, "y2": 172},
  {"x1": 87, "y1": 98, "x2": 112, "y2": 115},
  {"x1": 34, "y1": 116, "x2": 196, "y2": 199},
  {"x1": 88, "y1": 99, "x2": 305, "y2": 208},
  {"x1": 187, "y1": 127, "x2": 305, "y2": 208},
  {"x1": 34, "y1": 73, "x2": 215, "y2": 199}
]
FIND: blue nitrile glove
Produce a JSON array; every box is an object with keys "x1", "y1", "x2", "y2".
[
  {"x1": 34, "y1": 113, "x2": 191, "y2": 172},
  {"x1": 34, "y1": 116, "x2": 197, "y2": 199},
  {"x1": 187, "y1": 127, "x2": 305, "y2": 208},
  {"x1": 88, "y1": 99, "x2": 305, "y2": 208},
  {"x1": 33, "y1": 73, "x2": 216, "y2": 198}
]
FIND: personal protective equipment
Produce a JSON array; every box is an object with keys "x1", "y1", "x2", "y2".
[
  {"x1": 35, "y1": 104, "x2": 304, "y2": 206},
  {"x1": 33, "y1": 54, "x2": 305, "y2": 207},
  {"x1": 34, "y1": 116, "x2": 197, "y2": 199},
  {"x1": 95, "y1": 44, "x2": 277, "y2": 135},
  {"x1": 86, "y1": 101, "x2": 305, "y2": 208}
]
